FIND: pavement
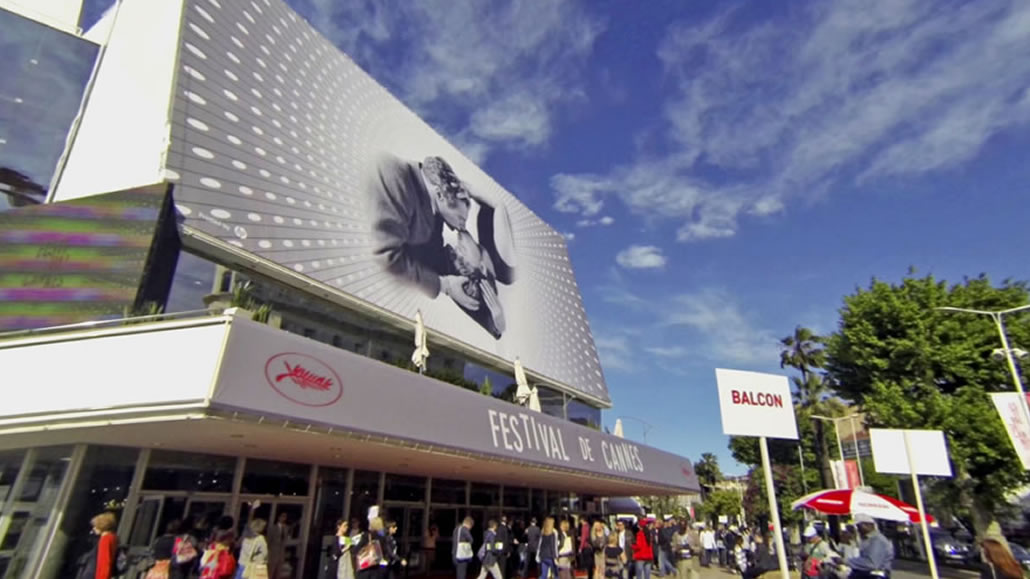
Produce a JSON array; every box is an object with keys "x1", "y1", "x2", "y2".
[{"x1": 690, "y1": 560, "x2": 979, "y2": 579}]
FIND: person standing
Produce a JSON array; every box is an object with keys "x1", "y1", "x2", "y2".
[
  {"x1": 521, "y1": 518, "x2": 541, "y2": 579},
  {"x1": 632, "y1": 519, "x2": 655, "y2": 579},
  {"x1": 741, "y1": 534, "x2": 777, "y2": 579},
  {"x1": 497, "y1": 516, "x2": 512, "y2": 579},
  {"x1": 557, "y1": 519, "x2": 576, "y2": 579},
  {"x1": 846, "y1": 515, "x2": 893, "y2": 579},
  {"x1": 592, "y1": 521, "x2": 609, "y2": 579},
  {"x1": 323, "y1": 519, "x2": 355, "y2": 579},
  {"x1": 235, "y1": 519, "x2": 268, "y2": 579},
  {"x1": 604, "y1": 534, "x2": 627, "y2": 579},
  {"x1": 477, "y1": 520, "x2": 505, "y2": 579},
  {"x1": 147, "y1": 520, "x2": 181, "y2": 579},
  {"x1": 656, "y1": 520, "x2": 676, "y2": 577},
  {"x1": 266, "y1": 513, "x2": 290, "y2": 579},
  {"x1": 700, "y1": 527, "x2": 716, "y2": 568},
  {"x1": 384, "y1": 521, "x2": 407, "y2": 579},
  {"x1": 77, "y1": 512, "x2": 119, "y2": 579},
  {"x1": 423, "y1": 524, "x2": 439, "y2": 573},
  {"x1": 671, "y1": 523, "x2": 699, "y2": 579},
  {"x1": 453, "y1": 517, "x2": 476, "y2": 579},
  {"x1": 538, "y1": 517, "x2": 560, "y2": 579}
]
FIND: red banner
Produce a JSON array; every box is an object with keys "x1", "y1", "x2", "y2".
[{"x1": 845, "y1": 460, "x2": 861, "y2": 489}]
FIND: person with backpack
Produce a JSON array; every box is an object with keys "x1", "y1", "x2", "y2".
[
  {"x1": 476, "y1": 519, "x2": 505, "y2": 579},
  {"x1": 170, "y1": 519, "x2": 200, "y2": 579},
  {"x1": 147, "y1": 520, "x2": 183, "y2": 579},
  {"x1": 76, "y1": 511, "x2": 120, "y2": 579}
]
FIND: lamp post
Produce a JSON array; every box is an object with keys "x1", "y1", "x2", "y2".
[
  {"x1": 937, "y1": 305, "x2": 1030, "y2": 430},
  {"x1": 811, "y1": 414, "x2": 867, "y2": 487},
  {"x1": 616, "y1": 416, "x2": 654, "y2": 443}
]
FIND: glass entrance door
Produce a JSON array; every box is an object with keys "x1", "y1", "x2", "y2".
[{"x1": 237, "y1": 497, "x2": 307, "y2": 579}]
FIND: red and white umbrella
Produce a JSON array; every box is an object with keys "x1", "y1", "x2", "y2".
[{"x1": 791, "y1": 489, "x2": 935, "y2": 524}]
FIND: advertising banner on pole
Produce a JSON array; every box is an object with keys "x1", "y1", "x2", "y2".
[
  {"x1": 990, "y1": 392, "x2": 1030, "y2": 470},
  {"x1": 869, "y1": 429, "x2": 952, "y2": 477}
]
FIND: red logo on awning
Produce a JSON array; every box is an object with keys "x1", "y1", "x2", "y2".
[{"x1": 264, "y1": 353, "x2": 343, "y2": 407}]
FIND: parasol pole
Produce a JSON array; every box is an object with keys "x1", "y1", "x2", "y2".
[{"x1": 904, "y1": 431, "x2": 939, "y2": 579}]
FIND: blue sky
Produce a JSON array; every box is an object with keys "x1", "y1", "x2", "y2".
[{"x1": 83, "y1": 0, "x2": 1030, "y2": 474}]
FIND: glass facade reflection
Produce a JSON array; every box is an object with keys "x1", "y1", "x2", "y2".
[{"x1": 0, "y1": 8, "x2": 98, "y2": 210}]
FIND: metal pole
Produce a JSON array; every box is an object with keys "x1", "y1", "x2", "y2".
[
  {"x1": 904, "y1": 431, "x2": 939, "y2": 579},
  {"x1": 849, "y1": 416, "x2": 866, "y2": 486},
  {"x1": 994, "y1": 313, "x2": 1030, "y2": 427},
  {"x1": 761, "y1": 437, "x2": 791, "y2": 579},
  {"x1": 798, "y1": 444, "x2": 808, "y2": 494}
]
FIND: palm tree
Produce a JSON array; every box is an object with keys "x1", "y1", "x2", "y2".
[
  {"x1": 780, "y1": 326, "x2": 835, "y2": 490},
  {"x1": 695, "y1": 452, "x2": 722, "y2": 499}
]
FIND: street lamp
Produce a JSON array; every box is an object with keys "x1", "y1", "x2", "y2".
[
  {"x1": 616, "y1": 416, "x2": 654, "y2": 443},
  {"x1": 811, "y1": 414, "x2": 866, "y2": 487},
  {"x1": 937, "y1": 305, "x2": 1030, "y2": 431}
]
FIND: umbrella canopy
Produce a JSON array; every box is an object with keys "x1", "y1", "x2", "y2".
[
  {"x1": 528, "y1": 386, "x2": 541, "y2": 412},
  {"x1": 613, "y1": 418, "x2": 624, "y2": 438},
  {"x1": 411, "y1": 310, "x2": 429, "y2": 372},
  {"x1": 514, "y1": 357, "x2": 532, "y2": 405},
  {"x1": 791, "y1": 488, "x2": 935, "y2": 524}
]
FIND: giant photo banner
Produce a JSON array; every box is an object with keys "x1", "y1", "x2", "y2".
[{"x1": 165, "y1": 0, "x2": 608, "y2": 401}]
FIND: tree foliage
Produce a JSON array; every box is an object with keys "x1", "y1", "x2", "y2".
[
  {"x1": 825, "y1": 273, "x2": 1030, "y2": 535},
  {"x1": 698, "y1": 489, "x2": 743, "y2": 524},
  {"x1": 695, "y1": 453, "x2": 723, "y2": 497}
]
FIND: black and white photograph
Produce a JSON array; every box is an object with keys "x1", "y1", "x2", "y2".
[{"x1": 164, "y1": 0, "x2": 607, "y2": 400}]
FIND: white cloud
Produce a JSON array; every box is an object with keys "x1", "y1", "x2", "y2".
[
  {"x1": 563, "y1": 232, "x2": 576, "y2": 241},
  {"x1": 553, "y1": 0, "x2": 1030, "y2": 241},
  {"x1": 594, "y1": 333, "x2": 635, "y2": 372},
  {"x1": 575, "y1": 215, "x2": 616, "y2": 227},
  {"x1": 661, "y1": 290, "x2": 779, "y2": 365},
  {"x1": 301, "y1": 0, "x2": 605, "y2": 158},
  {"x1": 644, "y1": 346, "x2": 688, "y2": 358},
  {"x1": 615, "y1": 245, "x2": 667, "y2": 270}
]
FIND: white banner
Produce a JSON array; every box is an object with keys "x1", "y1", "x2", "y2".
[
  {"x1": 869, "y1": 429, "x2": 952, "y2": 477},
  {"x1": 715, "y1": 369, "x2": 798, "y2": 440},
  {"x1": 991, "y1": 393, "x2": 1030, "y2": 470}
]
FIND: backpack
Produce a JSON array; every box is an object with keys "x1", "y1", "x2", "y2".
[
  {"x1": 115, "y1": 545, "x2": 130, "y2": 576},
  {"x1": 174, "y1": 535, "x2": 198, "y2": 564}
]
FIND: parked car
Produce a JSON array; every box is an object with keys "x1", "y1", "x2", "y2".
[{"x1": 931, "y1": 530, "x2": 976, "y2": 566}]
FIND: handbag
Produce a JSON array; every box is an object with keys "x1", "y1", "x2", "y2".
[
  {"x1": 358, "y1": 539, "x2": 383, "y2": 570},
  {"x1": 174, "y1": 535, "x2": 198, "y2": 564},
  {"x1": 249, "y1": 563, "x2": 269, "y2": 579},
  {"x1": 144, "y1": 560, "x2": 171, "y2": 579},
  {"x1": 456, "y1": 542, "x2": 474, "y2": 560}
]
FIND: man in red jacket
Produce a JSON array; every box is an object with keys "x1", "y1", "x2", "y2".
[{"x1": 632, "y1": 519, "x2": 655, "y2": 579}]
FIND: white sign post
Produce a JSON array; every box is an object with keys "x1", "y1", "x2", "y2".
[
  {"x1": 716, "y1": 369, "x2": 798, "y2": 579},
  {"x1": 870, "y1": 429, "x2": 952, "y2": 579},
  {"x1": 990, "y1": 393, "x2": 1030, "y2": 470}
]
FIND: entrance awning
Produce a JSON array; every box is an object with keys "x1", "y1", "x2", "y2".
[{"x1": 0, "y1": 312, "x2": 700, "y2": 495}]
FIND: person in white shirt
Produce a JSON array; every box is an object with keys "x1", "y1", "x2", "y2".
[{"x1": 701, "y1": 528, "x2": 717, "y2": 568}]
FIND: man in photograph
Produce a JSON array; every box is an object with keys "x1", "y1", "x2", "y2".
[{"x1": 369, "y1": 153, "x2": 515, "y2": 339}]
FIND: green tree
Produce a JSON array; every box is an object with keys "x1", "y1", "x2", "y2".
[
  {"x1": 698, "y1": 489, "x2": 743, "y2": 524},
  {"x1": 825, "y1": 273, "x2": 1030, "y2": 538},
  {"x1": 695, "y1": 453, "x2": 723, "y2": 498}
]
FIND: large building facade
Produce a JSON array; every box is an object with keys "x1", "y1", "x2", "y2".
[{"x1": 0, "y1": 1, "x2": 699, "y2": 577}]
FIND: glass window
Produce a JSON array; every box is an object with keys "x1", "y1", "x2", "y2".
[
  {"x1": 535, "y1": 386, "x2": 565, "y2": 420},
  {"x1": 0, "y1": 8, "x2": 98, "y2": 210},
  {"x1": 56, "y1": 445, "x2": 138, "y2": 578},
  {"x1": 143, "y1": 449, "x2": 236, "y2": 493},
  {"x1": 305, "y1": 467, "x2": 349, "y2": 578},
  {"x1": 430, "y1": 478, "x2": 466, "y2": 506},
  {"x1": 503, "y1": 485, "x2": 529, "y2": 510},
  {"x1": 349, "y1": 470, "x2": 380, "y2": 525},
  {"x1": 0, "y1": 449, "x2": 26, "y2": 508},
  {"x1": 164, "y1": 251, "x2": 217, "y2": 313},
  {"x1": 568, "y1": 400, "x2": 601, "y2": 430},
  {"x1": 531, "y1": 489, "x2": 546, "y2": 518},
  {"x1": 384, "y1": 473, "x2": 425, "y2": 503},
  {"x1": 241, "y1": 458, "x2": 309, "y2": 496},
  {"x1": 469, "y1": 483, "x2": 498, "y2": 507}
]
